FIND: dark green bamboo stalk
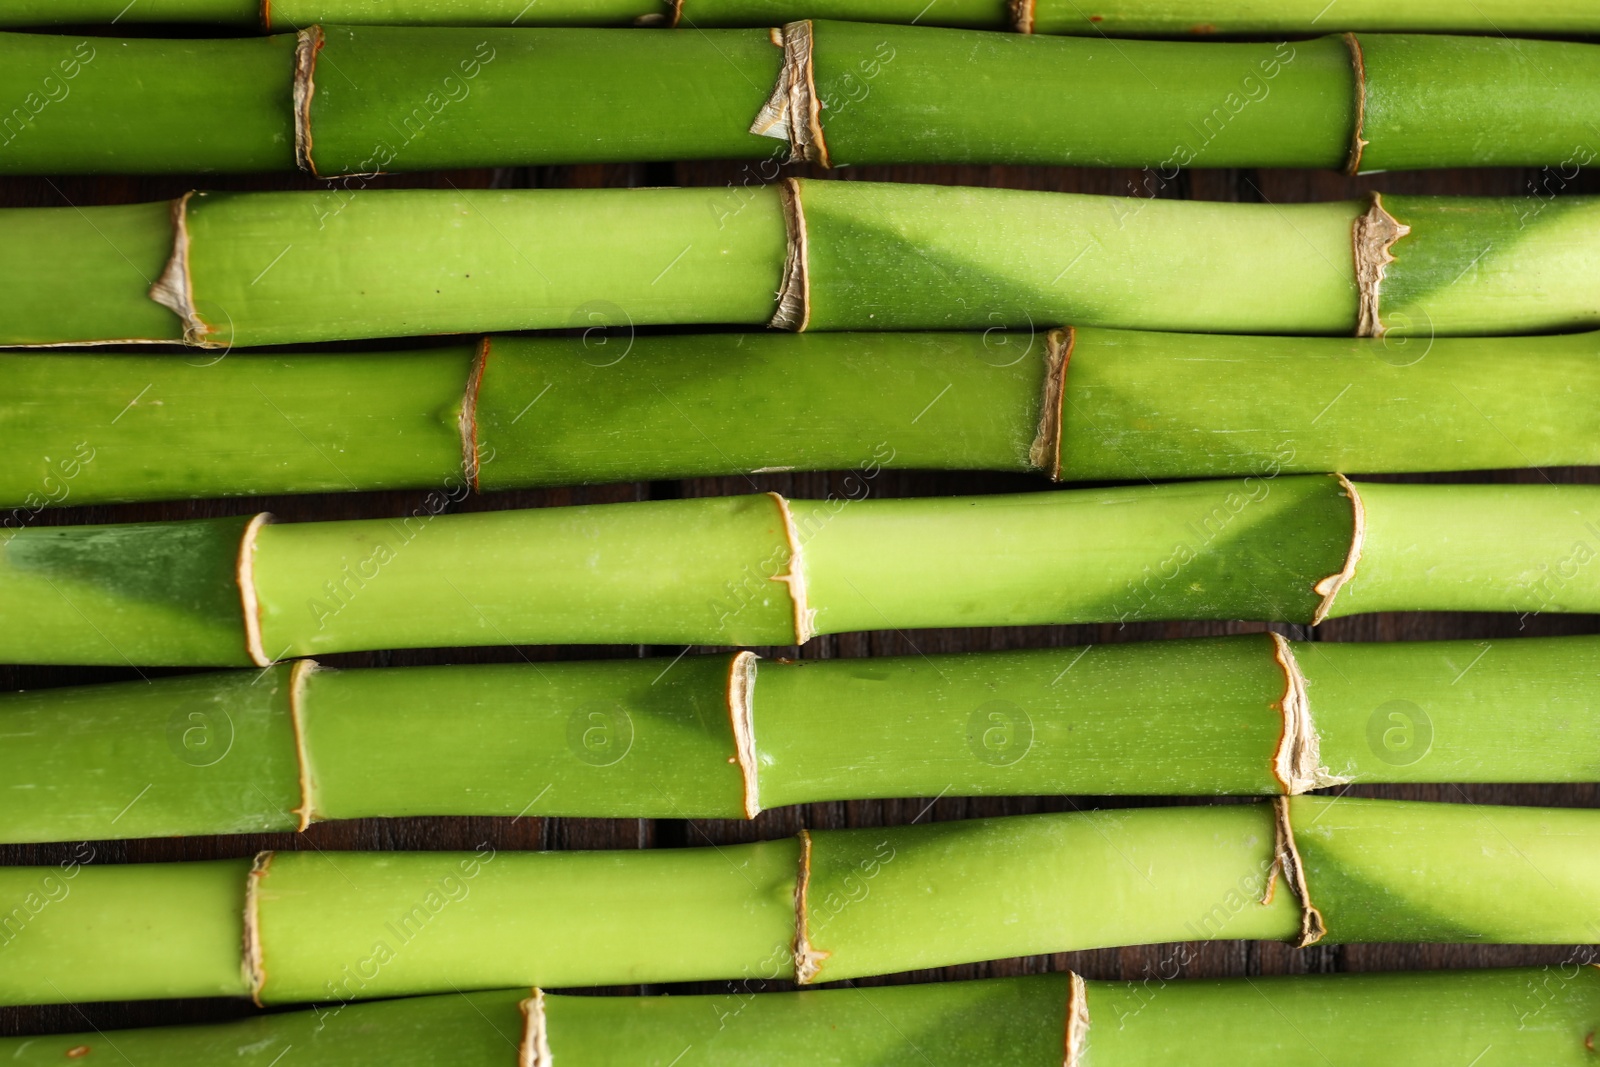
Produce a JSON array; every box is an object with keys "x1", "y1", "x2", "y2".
[
  {"x1": 3, "y1": 0, "x2": 1596, "y2": 37},
  {"x1": 3, "y1": 968, "x2": 1596, "y2": 1067},
  {"x1": 2, "y1": 797, "x2": 1597, "y2": 1005},
  {"x1": 4, "y1": 183, "x2": 1597, "y2": 347},
  {"x1": 6, "y1": 475, "x2": 1600, "y2": 666},
  {"x1": 3, "y1": 633, "x2": 1598, "y2": 843},
  {"x1": 5, "y1": 327, "x2": 1598, "y2": 509},
  {"x1": 2, "y1": 24, "x2": 1595, "y2": 173}
]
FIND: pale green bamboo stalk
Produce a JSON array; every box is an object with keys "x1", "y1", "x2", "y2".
[
  {"x1": 1, "y1": 798, "x2": 1596, "y2": 1006},
  {"x1": 5, "y1": 476, "x2": 1600, "y2": 666},
  {"x1": 7, "y1": 327, "x2": 1600, "y2": 510},
  {"x1": 3, "y1": 632, "x2": 1598, "y2": 843},
  {"x1": 4, "y1": 183, "x2": 1596, "y2": 347},
  {"x1": 2, "y1": 968, "x2": 1595, "y2": 1067}
]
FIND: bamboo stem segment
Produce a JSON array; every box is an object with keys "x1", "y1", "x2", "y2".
[
  {"x1": 1, "y1": 24, "x2": 1597, "y2": 174},
  {"x1": 5, "y1": 184, "x2": 1600, "y2": 346},
  {"x1": 3, "y1": 0, "x2": 1598, "y2": 37},
  {"x1": 9, "y1": 476, "x2": 1600, "y2": 665},
  {"x1": 9, "y1": 327, "x2": 1600, "y2": 508},
  {"x1": 3, "y1": 967, "x2": 1597, "y2": 1067},
  {"x1": 2, "y1": 798, "x2": 1598, "y2": 1006},
  {"x1": 4, "y1": 633, "x2": 1599, "y2": 842}
]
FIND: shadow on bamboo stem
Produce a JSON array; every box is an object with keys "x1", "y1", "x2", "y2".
[
  {"x1": 3, "y1": 476, "x2": 1600, "y2": 665},
  {"x1": 0, "y1": 797, "x2": 1597, "y2": 1006},
  {"x1": 6, "y1": 328, "x2": 1600, "y2": 508},
  {"x1": 5, "y1": 183, "x2": 1599, "y2": 345},
  {"x1": 2, "y1": 632, "x2": 1598, "y2": 842},
  {"x1": 2, "y1": 968, "x2": 1596, "y2": 1067}
]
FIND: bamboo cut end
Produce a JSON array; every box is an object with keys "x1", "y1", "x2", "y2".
[
  {"x1": 150, "y1": 191, "x2": 223, "y2": 348},
  {"x1": 1311, "y1": 475, "x2": 1365, "y2": 624},
  {"x1": 519, "y1": 990, "x2": 553, "y2": 1067},
  {"x1": 792, "y1": 830, "x2": 832, "y2": 983},
  {"x1": 1028, "y1": 327, "x2": 1073, "y2": 480},
  {"x1": 237, "y1": 513, "x2": 275, "y2": 667},
  {"x1": 292, "y1": 27, "x2": 324, "y2": 176},
  {"x1": 1342, "y1": 34, "x2": 1371, "y2": 176},
  {"x1": 770, "y1": 179, "x2": 810, "y2": 331},
  {"x1": 1269, "y1": 634, "x2": 1347, "y2": 795},
  {"x1": 768, "y1": 492, "x2": 817, "y2": 644},
  {"x1": 243, "y1": 851, "x2": 273, "y2": 1005},
  {"x1": 1352, "y1": 194, "x2": 1411, "y2": 338},
  {"x1": 1062, "y1": 972, "x2": 1090, "y2": 1067},
  {"x1": 288, "y1": 659, "x2": 319, "y2": 831},
  {"x1": 1009, "y1": 0, "x2": 1036, "y2": 34},
  {"x1": 1272, "y1": 798, "x2": 1328, "y2": 948},
  {"x1": 727, "y1": 651, "x2": 762, "y2": 819},
  {"x1": 748, "y1": 22, "x2": 829, "y2": 167}
]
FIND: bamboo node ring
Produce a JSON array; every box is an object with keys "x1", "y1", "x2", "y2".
[
  {"x1": 243, "y1": 851, "x2": 273, "y2": 1005},
  {"x1": 727, "y1": 651, "x2": 762, "y2": 818},
  {"x1": 1062, "y1": 971, "x2": 1090, "y2": 1067},
  {"x1": 1353, "y1": 193, "x2": 1411, "y2": 338},
  {"x1": 769, "y1": 179, "x2": 810, "y2": 331},
  {"x1": 1269, "y1": 633, "x2": 1346, "y2": 794},
  {"x1": 748, "y1": 22, "x2": 829, "y2": 167},
  {"x1": 1272, "y1": 797, "x2": 1327, "y2": 948},
  {"x1": 791, "y1": 830, "x2": 831, "y2": 983},
  {"x1": 1311, "y1": 474, "x2": 1365, "y2": 624},
  {"x1": 519, "y1": 990, "x2": 553, "y2": 1067},
  {"x1": 292, "y1": 27, "x2": 324, "y2": 175},
  {"x1": 1028, "y1": 327, "x2": 1073, "y2": 480},
  {"x1": 767, "y1": 492, "x2": 816, "y2": 643}
]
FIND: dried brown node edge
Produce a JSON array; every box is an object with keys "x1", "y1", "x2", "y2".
[
  {"x1": 1352, "y1": 194, "x2": 1411, "y2": 339},
  {"x1": 748, "y1": 22, "x2": 829, "y2": 167},
  {"x1": 1027, "y1": 326, "x2": 1074, "y2": 480}
]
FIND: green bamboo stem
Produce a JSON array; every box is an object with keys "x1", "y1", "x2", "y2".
[
  {"x1": 5, "y1": 183, "x2": 1598, "y2": 347},
  {"x1": 4, "y1": 967, "x2": 1597, "y2": 1067},
  {"x1": 6, "y1": 327, "x2": 1600, "y2": 509},
  {"x1": 2, "y1": 797, "x2": 1598, "y2": 1005},
  {"x1": 7, "y1": 475, "x2": 1600, "y2": 666},
  {"x1": 4, "y1": 632, "x2": 1599, "y2": 843},
  {"x1": 4, "y1": 0, "x2": 1597, "y2": 37},
  {"x1": 5, "y1": 24, "x2": 1600, "y2": 173},
  {"x1": 7, "y1": 25, "x2": 1595, "y2": 173}
]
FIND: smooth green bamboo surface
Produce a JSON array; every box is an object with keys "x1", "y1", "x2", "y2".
[
  {"x1": 4, "y1": 968, "x2": 1597, "y2": 1067},
  {"x1": 6, "y1": 327, "x2": 1600, "y2": 509},
  {"x1": 4, "y1": 0, "x2": 1596, "y2": 36},
  {"x1": 11, "y1": 477, "x2": 1600, "y2": 665},
  {"x1": 5, "y1": 633, "x2": 1600, "y2": 842},
  {"x1": 2, "y1": 25, "x2": 1596, "y2": 173},
  {"x1": 3, "y1": 798, "x2": 1599, "y2": 1006},
  {"x1": 6, "y1": 184, "x2": 1599, "y2": 346}
]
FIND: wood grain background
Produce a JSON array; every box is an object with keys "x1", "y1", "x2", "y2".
[{"x1": 2, "y1": 35, "x2": 1598, "y2": 1043}]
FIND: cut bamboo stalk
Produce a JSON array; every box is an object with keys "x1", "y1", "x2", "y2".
[
  {"x1": 3, "y1": 633, "x2": 1598, "y2": 842},
  {"x1": 5, "y1": 183, "x2": 1598, "y2": 347},
  {"x1": 3, "y1": 967, "x2": 1596, "y2": 1067},
  {"x1": 3, "y1": 0, "x2": 1597, "y2": 37},
  {"x1": 1, "y1": 797, "x2": 1597, "y2": 1006},
  {"x1": 3, "y1": 25, "x2": 1597, "y2": 173},
  {"x1": 6, "y1": 475, "x2": 1600, "y2": 666},
  {"x1": 6, "y1": 327, "x2": 1600, "y2": 508}
]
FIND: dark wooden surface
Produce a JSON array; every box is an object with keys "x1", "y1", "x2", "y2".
[{"x1": 3, "y1": 82, "x2": 1599, "y2": 1040}]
